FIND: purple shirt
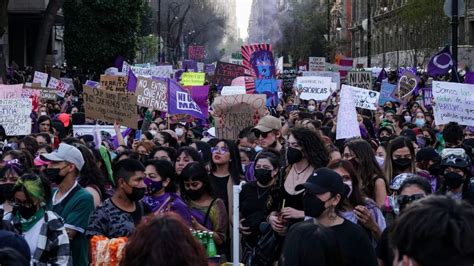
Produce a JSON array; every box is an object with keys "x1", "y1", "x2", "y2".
[{"x1": 143, "y1": 192, "x2": 193, "y2": 226}]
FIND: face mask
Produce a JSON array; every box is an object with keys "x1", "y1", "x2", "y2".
[
  {"x1": 392, "y1": 158, "x2": 411, "y2": 171},
  {"x1": 404, "y1": 116, "x2": 412, "y2": 123},
  {"x1": 0, "y1": 183, "x2": 15, "y2": 203},
  {"x1": 175, "y1": 127, "x2": 184, "y2": 137},
  {"x1": 241, "y1": 164, "x2": 247, "y2": 174},
  {"x1": 375, "y1": 156, "x2": 385, "y2": 167},
  {"x1": 254, "y1": 146, "x2": 263, "y2": 153},
  {"x1": 424, "y1": 137, "x2": 432, "y2": 146},
  {"x1": 307, "y1": 105, "x2": 316, "y2": 112},
  {"x1": 124, "y1": 185, "x2": 146, "y2": 202},
  {"x1": 343, "y1": 180, "x2": 353, "y2": 198},
  {"x1": 43, "y1": 167, "x2": 68, "y2": 185},
  {"x1": 40, "y1": 112, "x2": 47, "y2": 116},
  {"x1": 144, "y1": 177, "x2": 164, "y2": 195},
  {"x1": 415, "y1": 118, "x2": 425, "y2": 128},
  {"x1": 287, "y1": 147, "x2": 303, "y2": 164},
  {"x1": 303, "y1": 193, "x2": 329, "y2": 218},
  {"x1": 17, "y1": 204, "x2": 37, "y2": 219},
  {"x1": 254, "y1": 169, "x2": 273, "y2": 185},
  {"x1": 185, "y1": 186, "x2": 206, "y2": 201},
  {"x1": 379, "y1": 136, "x2": 390, "y2": 143},
  {"x1": 149, "y1": 130, "x2": 158, "y2": 138},
  {"x1": 427, "y1": 164, "x2": 441, "y2": 176},
  {"x1": 444, "y1": 172, "x2": 464, "y2": 190}
]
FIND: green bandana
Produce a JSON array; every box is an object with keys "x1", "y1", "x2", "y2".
[{"x1": 17, "y1": 207, "x2": 45, "y2": 232}]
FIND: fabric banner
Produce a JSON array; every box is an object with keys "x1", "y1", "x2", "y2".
[
  {"x1": 342, "y1": 85, "x2": 380, "y2": 110},
  {"x1": 427, "y1": 46, "x2": 454, "y2": 77},
  {"x1": 214, "y1": 61, "x2": 246, "y2": 86},
  {"x1": 72, "y1": 125, "x2": 127, "y2": 138},
  {"x1": 168, "y1": 79, "x2": 207, "y2": 119},
  {"x1": 135, "y1": 77, "x2": 168, "y2": 111},
  {"x1": 336, "y1": 87, "x2": 360, "y2": 140},
  {"x1": 296, "y1": 76, "x2": 332, "y2": 101},
  {"x1": 432, "y1": 81, "x2": 474, "y2": 126},
  {"x1": 0, "y1": 98, "x2": 32, "y2": 136}
]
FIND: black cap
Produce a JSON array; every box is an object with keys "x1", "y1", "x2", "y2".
[
  {"x1": 416, "y1": 147, "x2": 440, "y2": 162},
  {"x1": 400, "y1": 129, "x2": 416, "y2": 142},
  {"x1": 295, "y1": 167, "x2": 345, "y2": 195},
  {"x1": 0, "y1": 230, "x2": 31, "y2": 259}
]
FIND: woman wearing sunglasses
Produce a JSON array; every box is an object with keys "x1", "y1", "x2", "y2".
[{"x1": 9, "y1": 173, "x2": 71, "y2": 264}]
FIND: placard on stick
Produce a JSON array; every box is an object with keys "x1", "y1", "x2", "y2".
[
  {"x1": 135, "y1": 77, "x2": 168, "y2": 112},
  {"x1": 83, "y1": 86, "x2": 138, "y2": 129}
]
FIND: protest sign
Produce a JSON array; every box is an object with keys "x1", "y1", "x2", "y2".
[
  {"x1": 39, "y1": 88, "x2": 57, "y2": 100},
  {"x1": 221, "y1": 86, "x2": 246, "y2": 96},
  {"x1": 0, "y1": 98, "x2": 32, "y2": 136},
  {"x1": 432, "y1": 81, "x2": 474, "y2": 126},
  {"x1": 241, "y1": 43, "x2": 275, "y2": 79},
  {"x1": 212, "y1": 94, "x2": 266, "y2": 140},
  {"x1": 422, "y1": 88, "x2": 433, "y2": 108},
  {"x1": 197, "y1": 62, "x2": 204, "y2": 73},
  {"x1": 72, "y1": 125, "x2": 127, "y2": 138},
  {"x1": 296, "y1": 76, "x2": 332, "y2": 101},
  {"x1": 0, "y1": 84, "x2": 23, "y2": 99},
  {"x1": 47, "y1": 77, "x2": 69, "y2": 97},
  {"x1": 379, "y1": 81, "x2": 399, "y2": 105},
  {"x1": 135, "y1": 77, "x2": 168, "y2": 111},
  {"x1": 151, "y1": 65, "x2": 173, "y2": 78},
  {"x1": 99, "y1": 75, "x2": 128, "y2": 92},
  {"x1": 302, "y1": 71, "x2": 341, "y2": 92},
  {"x1": 214, "y1": 61, "x2": 246, "y2": 86},
  {"x1": 255, "y1": 79, "x2": 277, "y2": 106},
  {"x1": 85, "y1": 80, "x2": 100, "y2": 88},
  {"x1": 348, "y1": 71, "x2": 372, "y2": 90},
  {"x1": 282, "y1": 67, "x2": 297, "y2": 91},
  {"x1": 83, "y1": 86, "x2": 138, "y2": 129},
  {"x1": 392, "y1": 69, "x2": 419, "y2": 104},
  {"x1": 337, "y1": 58, "x2": 354, "y2": 79},
  {"x1": 188, "y1": 45, "x2": 206, "y2": 60},
  {"x1": 204, "y1": 64, "x2": 216, "y2": 75},
  {"x1": 181, "y1": 72, "x2": 205, "y2": 86},
  {"x1": 182, "y1": 60, "x2": 199, "y2": 72},
  {"x1": 230, "y1": 59, "x2": 243, "y2": 65},
  {"x1": 168, "y1": 80, "x2": 207, "y2": 119},
  {"x1": 309, "y1": 57, "x2": 326, "y2": 71},
  {"x1": 343, "y1": 85, "x2": 380, "y2": 110},
  {"x1": 336, "y1": 87, "x2": 360, "y2": 140},
  {"x1": 33, "y1": 71, "x2": 48, "y2": 87},
  {"x1": 61, "y1": 78, "x2": 74, "y2": 87}
]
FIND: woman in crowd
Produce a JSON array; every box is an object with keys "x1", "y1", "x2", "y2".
[
  {"x1": 343, "y1": 138, "x2": 388, "y2": 208},
  {"x1": 383, "y1": 136, "x2": 417, "y2": 184},
  {"x1": 0, "y1": 158, "x2": 28, "y2": 219},
  {"x1": 149, "y1": 146, "x2": 176, "y2": 163},
  {"x1": 135, "y1": 140, "x2": 156, "y2": 163},
  {"x1": 190, "y1": 141, "x2": 213, "y2": 170},
  {"x1": 35, "y1": 133, "x2": 53, "y2": 147},
  {"x1": 143, "y1": 159, "x2": 192, "y2": 225},
  {"x1": 10, "y1": 173, "x2": 71, "y2": 264},
  {"x1": 180, "y1": 162, "x2": 228, "y2": 256},
  {"x1": 18, "y1": 136, "x2": 39, "y2": 159},
  {"x1": 174, "y1": 146, "x2": 203, "y2": 176},
  {"x1": 120, "y1": 213, "x2": 207, "y2": 266},
  {"x1": 156, "y1": 131, "x2": 178, "y2": 149},
  {"x1": 36, "y1": 115, "x2": 54, "y2": 134}
]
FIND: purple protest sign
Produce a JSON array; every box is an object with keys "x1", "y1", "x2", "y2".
[
  {"x1": 167, "y1": 79, "x2": 206, "y2": 119},
  {"x1": 465, "y1": 71, "x2": 474, "y2": 84},
  {"x1": 204, "y1": 64, "x2": 216, "y2": 75},
  {"x1": 182, "y1": 60, "x2": 198, "y2": 72},
  {"x1": 422, "y1": 88, "x2": 433, "y2": 108},
  {"x1": 127, "y1": 70, "x2": 138, "y2": 92},
  {"x1": 189, "y1": 85, "x2": 209, "y2": 118}
]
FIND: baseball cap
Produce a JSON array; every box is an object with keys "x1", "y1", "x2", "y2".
[
  {"x1": 295, "y1": 167, "x2": 345, "y2": 195},
  {"x1": 57, "y1": 113, "x2": 70, "y2": 127},
  {"x1": 0, "y1": 230, "x2": 31, "y2": 260},
  {"x1": 41, "y1": 143, "x2": 85, "y2": 171},
  {"x1": 416, "y1": 147, "x2": 440, "y2": 162},
  {"x1": 400, "y1": 129, "x2": 416, "y2": 142},
  {"x1": 253, "y1": 115, "x2": 282, "y2": 133}
]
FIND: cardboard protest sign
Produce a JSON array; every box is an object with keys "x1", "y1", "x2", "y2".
[
  {"x1": 432, "y1": 81, "x2": 474, "y2": 126},
  {"x1": 0, "y1": 98, "x2": 32, "y2": 136},
  {"x1": 221, "y1": 86, "x2": 246, "y2": 96},
  {"x1": 168, "y1": 80, "x2": 207, "y2": 119},
  {"x1": 309, "y1": 57, "x2": 326, "y2": 71},
  {"x1": 336, "y1": 87, "x2": 360, "y2": 140},
  {"x1": 343, "y1": 85, "x2": 380, "y2": 110},
  {"x1": 83, "y1": 86, "x2": 138, "y2": 129},
  {"x1": 302, "y1": 71, "x2": 341, "y2": 92},
  {"x1": 348, "y1": 71, "x2": 372, "y2": 90},
  {"x1": 214, "y1": 61, "x2": 245, "y2": 86},
  {"x1": 135, "y1": 77, "x2": 168, "y2": 111},
  {"x1": 212, "y1": 94, "x2": 266, "y2": 140},
  {"x1": 188, "y1": 45, "x2": 206, "y2": 60},
  {"x1": 392, "y1": 70, "x2": 419, "y2": 104},
  {"x1": 296, "y1": 76, "x2": 332, "y2": 101},
  {"x1": 33, "y1": 71, "x2": 48, "y2": 87},
  {"x1": 0, "y1": 84, "x2": 23, "y2": 99},
  {"x1": 99, "y1": 75, "x2": 128, "y2": 92},
  {"x1": 282, "y1": 67, "x2": 297, "y2": 91},
  {"x1": 181, "y1": 72, "x2": 205, "y2": 86},
  {"x1": 255, "y1": 79, "x2": 278, "y2": 106},
  {"x1": 379, "y1": 81, "x2": 399, "y2": 105},
  {"x1": 72, "y1": 125, "x2": 127, "y2": 138}
]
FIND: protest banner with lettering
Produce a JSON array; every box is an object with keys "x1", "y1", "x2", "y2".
[
  {"x1": 302, "y1": 71, "x2": 341, "y2": 92},
  {"x1": 379, "y1": 81, "x2": 399, "y2": 105},
  {"x1": 282, "y1": 67, "x2": 297, "y2": 91},
  {"x1": 432, "y1": 81, "x2": 474, "y2": 126},
  {"x1": 168, "y1": 80, "x2": 207, "y2": 119},
  {"x1": 212, "y1": 94, "x2": 266, "y2": 140},
  {"x1": 99, "y1": 75, "x2": 128, "y2": 92},
  {"x1": 72, "y1": 125, "x2": 127, "y2": 138},
  {"x1": 83, "y1": 86, "x2": 138, "y2": 129},
  {"x1": 348, "y1": 71, "x2": 372, "y2": 90},
  {"x1": 221, "y1": 86, "x2": 246, "y2": 96},
  {"x1": 33, "y1": 71, "x2": 48, "y2": 87},
  {"x1": 188, "y1": 45, "x2": 206, "y2": 60},
  {"x1": 296, "y1": 76, "x2": 332, "y2": 101},
  {"x1": 342, "y1": 85, "x2": 380, "y2": 110},
  {"x1": 0, "y1": 84, "x2": 23, "y2": 99},
  {"x1": 336, "y1": 87, "x2": 361, "y2": 140},
  {"x1": 309, "y1": 57, "x2": 326, "y2": 71},
  {"x1": 47, "y1": 77, "x2": 69, "y2": 97},
  {"x1": 392, "y1": 69, "x2": 419, "y2": 104},
  {"x1": 422, "y1": 88, "x2": 433, "y2": 108},
  {"x1": 181, "y1": 72, "x2": 205, "y2": 86},
  {"x1": 214, "y1": 61, "x2": 246, "y2": 86},
  {"x1": 151, "y1": 65, "x2": 173, "y2": 78},
  {"x1": 135, "y1": 77, "x2": 168, "y2": 111},
  {"x1": 0, "y1": 98, "x2": 32, "y2": 136}
]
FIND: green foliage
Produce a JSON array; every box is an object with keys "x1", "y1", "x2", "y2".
[
  {"x1": 63, "y1": 0, "x2": 145, "y2": 75},
  {"x1": 136, "y1": 35, "x2": 158, "y2": 63}
]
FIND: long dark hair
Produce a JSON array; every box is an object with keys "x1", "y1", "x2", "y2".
[
  {"x1": 290, "y1": 127, "x2": 329, "y2": 169},
  {"x1": 36, "y1": 115, "x2": 53, "y2": 134},
  {"x1": 73, "y1": 144, "x2": 107, "y2": 200},
  {"x1": 327, "y1": 159, "x2": 365, "y2": 209},
  {"x1": 180, "y1": 162, "x2": 214, "y2": 200},
  {"x1": 383, "y1": 136, "x2": 416, "y2": 183},
  {"x1": 210, "y1": 139, "x2": 242, "y2": 184}
]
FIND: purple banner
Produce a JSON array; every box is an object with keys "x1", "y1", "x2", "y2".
[
  {"x1": 427, "y1": 46, "x2": 454, "y2": 77},
  {"x1": 182, "y1": 60, "x2": 198, "y2": 72},
  {"x1": 204, "y1": 64, "x2": 216, "y2": 75},
  {"x1": 167, "y1": 79, "x2": 207, "y2": 119},
  {"x1": 127, "y1": 70, "x2": 138, "y2": 92},
  {"x1": 465, "y1": 71, "x2": 474, "y2": 84}
]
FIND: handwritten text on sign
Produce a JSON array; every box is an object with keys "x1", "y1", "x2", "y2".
[
  {"x1": 432, "y1": 81, "x2": 474, "y2": 126},
  {"x1": 136, "y1": 77, "x2": 168, "y2": 111},
  {"x1": 342, "y1": 85, "x2": 380, "y2": 110},
  {"x1": 100, "y1": 75, "x2": 128, "y2": 92},
  {"x1": 296, "y1": 76, "x2": 332, "y2": 101},
  {"x1": 348, "y1": 71, "x2": 372, "y2": 90},
  {"x1": 181, "y1": 72, "x2": 205, "y2": 86},
  {"x1": 0, "y1": 98, "x2": 32, "y2": 136}
]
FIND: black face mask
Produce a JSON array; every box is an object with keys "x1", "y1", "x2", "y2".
[
  {"x1": 379, "y1": 136, "x2": 390, "y2": 143},
  {"x1": 17, "y1": 205, "x2": 38, "y2": 219},
  {"x1": 42, "y1": 167, "x2": 67, "y2": 185},
  {"x1": 254, "y1": 169, "x2": 273, "y2": 185},
  {"x1": 0, "y1": 183, "x2": 15, "y2": 204},
  {"x1": 428, "y1": 164, "x2": 442, "y2": 176},
  {"x1": 393, "y1": 158, "x2": 412, "y2": 171},
  {"x1": 444, "y1": 172, "x2": 464, "y2": 190},
  {"x1": 124, "y1": 185, "x2": 146, "y2": 202},
  {"x1": 185, "y1": 186, "x2": 206, "y2": 201},
  {"x1": 303, "y1": 193, "x2": 329, "y2": 218},
  {"x1": 287, "y1": 147, "x2": 303, "y2": 164}
]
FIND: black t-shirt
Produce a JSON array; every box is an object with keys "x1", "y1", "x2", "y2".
[
  {"x1": 376, "y1": 227, "x2": 393, "y2": 266},
  {"x1": 240, "y1": 181, "x2": 271, "y2": 246},
  {"x1": 331, "y1": 219, "x2": 378, "y2": 266},
  {"x1": 211, "y1": 174, "x2": 230, "y2": 209}
]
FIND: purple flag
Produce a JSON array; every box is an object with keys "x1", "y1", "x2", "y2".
[
  {"x1": 204, "y1": 64, "x2": 216, "y2": 75},
  {"x1": 114, "y1": 56, "x2": 125, "y2": 72},
  {"x1": 127, "y1": 70, "x2": 137, "y2": 92},
  {"x1": 427, "y1": 46, "x2": 454, "y2": 77},
  {"x1": 167, "y1": 79, "x2": 207, "y2": 119},
  {"x1": 464, "y1": 71, "x2": 474, "y2": 84},
  {"x1": 376, "y1": 68, "x2": 388, "y2": 83},
  {"x1": 189, "y1": 85, "x2": 210, "y2": 118}
]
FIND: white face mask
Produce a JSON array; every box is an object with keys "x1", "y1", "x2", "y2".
[
  {"x1": 241, "y1": 164, "x2": 247, "y2": 173},
  {"x1": 343, "y1": 180, "x2": 353, "y2": 198},
  {"x1": 175, "y1": 127, "x2": 184, "y2": 137},
  {"x1": 254, "y1": 145, "x2": 263, "y2": 152},
  {"x1": 404, "y1": 116, "x2": 412, "y2": 123},
  {"x1": 375, "y1": 156, "x2": 385, "y2": 167},
  {"x1": 40, "y1": 112, "x2": 47, "y2": 116},
  {"x1": 149, "y1": 130, "x2": 158, "y2": 138},
  {"x1": 307, "y1": 105, "x2": 316, "y2": 112}
]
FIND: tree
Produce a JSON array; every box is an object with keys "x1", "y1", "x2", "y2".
[
  {"x1": 63, "y1": 0, "x2": 145, "y2": 76},
  {"x1": 0, "y1": 0, "x2": 9, "y2": 83},
  {"x1": 32, "y1": 0, "x2": 65, "y2": 72}
]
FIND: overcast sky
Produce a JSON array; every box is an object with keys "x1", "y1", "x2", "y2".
[{"x1": 236, "y1": 0, "x2": 252, "y2": 39}]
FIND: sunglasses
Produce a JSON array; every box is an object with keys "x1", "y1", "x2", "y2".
[
  {"x1": 211, "y1": 147, "x2": 228, "y2": 155},
  {"x1": 397, "y1": 194, "x2": 424, "y2": 209},
  {"x1": 254, "y1": 130, "x2": 270, "y2": 138}
]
